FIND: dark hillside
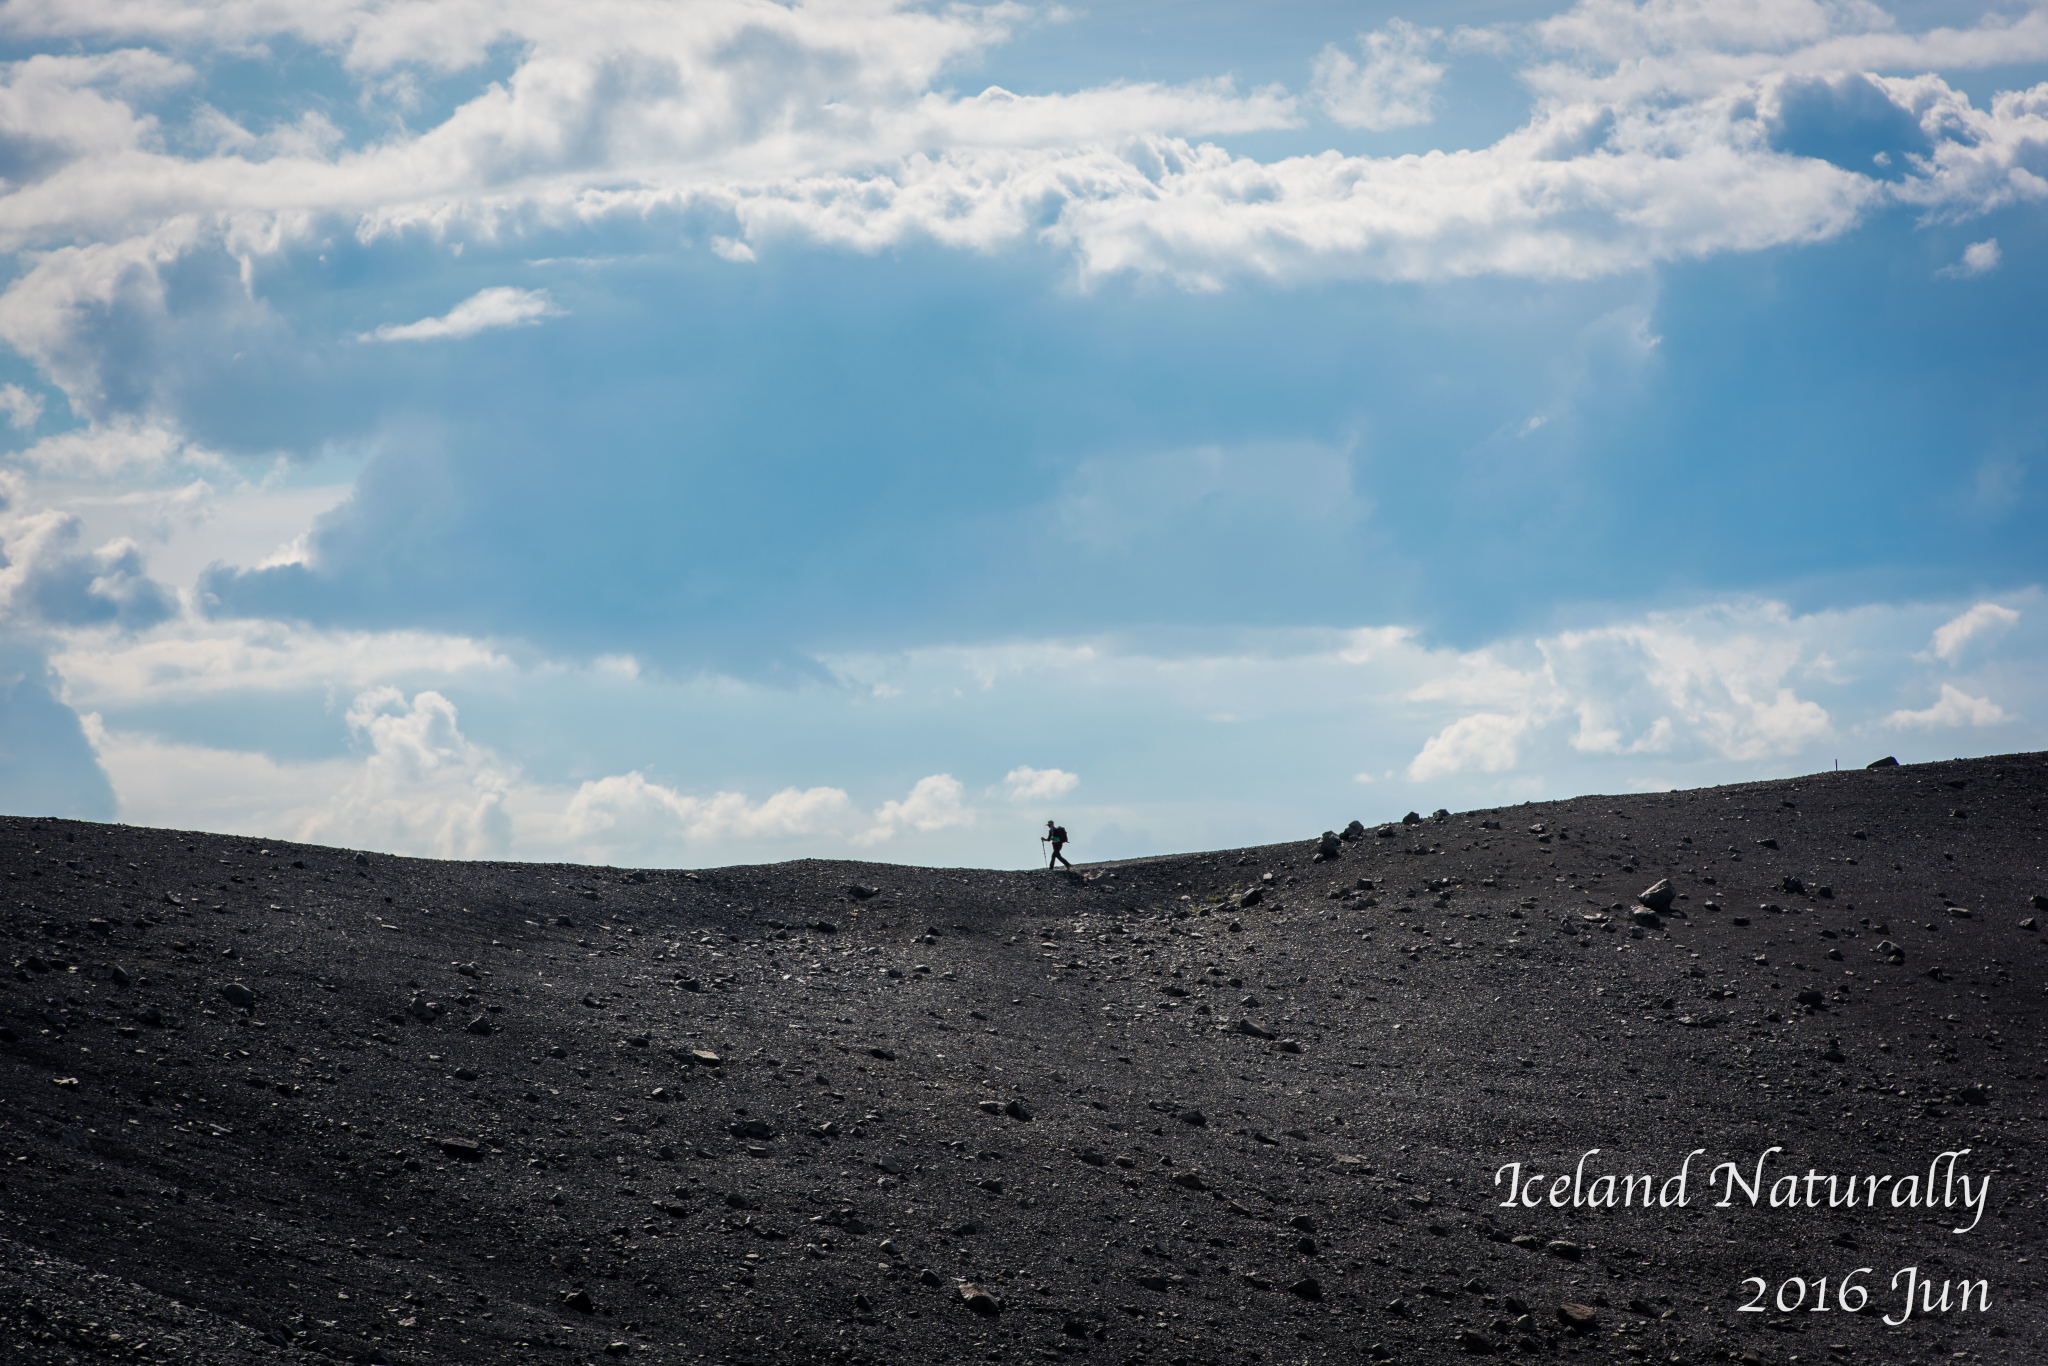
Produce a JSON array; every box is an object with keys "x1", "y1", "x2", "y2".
[{"x1": 2, "y1": 754, "x2": 2043, "y2": 1365}]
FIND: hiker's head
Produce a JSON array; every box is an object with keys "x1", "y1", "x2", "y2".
[{"x1": 1046, "y1": 820, "x2": 1056, "y2": 828}]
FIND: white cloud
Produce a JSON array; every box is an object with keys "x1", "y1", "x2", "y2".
[
  {"x1": 51, "y1": 587, "x2": 2048, "y2": 866},
  {"x1": 1937, "y1": 237, "x2": 2002, "y2": 278},
  {"x1": 1408, "y1": 711, "x2": 1529, "y2": 780},
  {"x1": 291, "y1": 686, "x2": 516, "y2": 857},
  {"x1": 0, "y1": 383, "x2": 43, "y2": 430},
  {"x1": 1884, "y1": 682, "x2": 2012, "y2": 730},
  {"x1": 1001, "y1": 765, "x2": 1079, "y2": 803},
  {"x1": 359, "y1": 286, "x2": 562, "y2": 343},
  {"x1": 1312, "y1": 19, "x2": 1445, "y2": 131},
  {"x1": 858, "y1": 773, "x2": 972, "y2": 845},
  {"x1": 1927, "y1": 601, "x2": 2019, "y2": 661},
  {"x1": 559, "y1": 770, "x2": 856, "y2": 848},
  {"x1": 0, "y1": 0, "x2": 2038, "y2": 351},
  {"x1": 10, "y1": 419, "x2": 205, "y2": 479}
]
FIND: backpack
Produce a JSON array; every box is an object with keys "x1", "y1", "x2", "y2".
[{"x1": 1051, "y1": 826, "x2": 1068, "y2": 842}]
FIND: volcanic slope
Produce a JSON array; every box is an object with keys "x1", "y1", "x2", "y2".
[{"x1": 2, "y1": 755, "x2": 2044, "y2": 1366}]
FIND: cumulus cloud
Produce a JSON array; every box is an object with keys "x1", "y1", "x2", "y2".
[
  {"x1": 1884, "y1": 682, "x2": 2012, "y2": 729},
  {"x1": 10, "y1": 419, "x2": 199, "y2": 479},
  {"x1": 1408, "y1": 711, "x2": 1529, "y2": 780},
  {"x1": 1000, "y1": 765, "x2": 1079, "y2": 802},
  {"x1": 0, "y1": 384, "x2": 43, "y2": 430},
  {"x1": 0, "y1": 0, "x2": 2037, "y2": 362},
  {"x1": 1937, "y1": 238, "x2": 2002, "y2": 278},
  {"x1": 295, "y1": 687, "x2": 517, "y2": 857},
  {"x1": 1312, "y1": 20, "x2": 1445, "y2": 130},
  {"x1": 1927, "y1": 601, "x2": 2019, "y2": 661},
  {"x1": 560, "y1": 770, "x2": 855, "y2": 848},
  {"x1": 0, "y1": 508, "x2": 179, "y2": 630},
  {"x1": 858, "y1": 773, "x2": 972, "y2": 845},
  {"x1": 359, "y1": 287, "x2": 563, "y2": 342}
]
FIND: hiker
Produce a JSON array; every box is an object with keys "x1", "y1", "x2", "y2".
[{"x1": 1043, "y1": 820, "x2": 1071, "y2": 869}]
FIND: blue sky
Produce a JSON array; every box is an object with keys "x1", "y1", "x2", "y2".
[{"x1": 0, "y1": 0, "x2": 2043, "y2": 867}]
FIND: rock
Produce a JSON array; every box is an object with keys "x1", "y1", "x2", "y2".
[
  {"x1": 1866, "y1": 755, "x2": 1899, "y2": 768},
  {"x1": 137, "y1": 1005, "x2": 164, "y2": 1027},
  {"x1": 686, "y1": 1048, "x2": 724, "y2": 1067},
  {"x1": 218, "y1": 982, "x2": 256, "y2": 1009},
  {"x1": 603, "y1": 1342, "x2": 631, "y2": 1357},
  {"x1": 1134, "y1": 1273, "x2": 1170, "y2": 1293},
  {"x1": 1431, "y1": 808, "x2": 1450, "y2": 822},
  {"x1": 1781, "y1": 876, "x2": 1805, "y2": 894},
  {"x1": 87, "y1": 917, "x2": 111, "y2": 935},
  {"x1": 2030, "y1": 893, "x2": 2048, "y2": 911},
  {"x1": 1636, "y1": 879, "x2": 1675, "y2": 912},
  {"x1": 1239, "y1": 887, "x2": 1264, "y2": 909},
  {"x1": 439, "y1": 1138, "x2": 485, "y2": 1162},
  {"x1": 1294, "y1": 1236, "x2": 1317, "y2": 1255},
  {"x1": 845, "y1": 884, "x2": 880, "y2": 900},
  {"x1": 975, "y1": 1177, "x2": 1003, "y2": 1193},
  {"x1": 1401, "y1": 811, "x2": 1421, "y2": 825},
  {"x1": 1544, "y1": 1240, "x2": 1581, "y2": 1260},
  {"x1": 1455, "y1": 1329, "x2": 1496, "y2": 1354},
  {"x1": 919, "y1": 1269, "x2": 943, "y2": 1287},
  {"x1": 878, "y1": 1155, "x2": 902, "y2": 1174},
  {"x1": 353, "y1": 851, "x2": 370, "y2": 865},
  {"x1": 408, "y1": 992, "x2": 441, "y2": 1021},
  {"x1": 1313, "y1": 832, "x2": 1342, "y2": 860},
  {"x1": 868, "y1": 1047, "x2": 896, "y2": 1061},
  {"x1": 1755, "y1": 838, "x2": 1778, "y2": 849},
  {"x1": 1002, "y1": 1099, "x2": 1032, "y2": 1121},
  {"x1": 1289, "y1": 1277, "x2": 1323, "y2": 1301},
  {"x1": 109, "y1": 965, "x2": 129, "y2": 987},
  {"x1": 1271, "y1": 1039, "x2": 1304, "y2": 1054},
  {"x1": 853, "y1": 1293, "x2": 875, "y2": 1316},
  {"x1": 453, "y1": 1066, "x2": 478, "y2": 1081},
  {"x1": 2023, "y1": 917, "x2": 2038, "y2": 931},
  {"x1": 1557, "y1": 1302, "x2": 1598, "y2": 1331},
  {"x1": 1230, "y1": 1018, "x2": 1275, "y2": 1039},
  {"x1": 728, "y1": 1119, "x2": 776, "y2": 1141},
  {"x1": 457, "y1": 962, "x2": 481, "y2": 978},
  {"x1": 1078, "y1": 1149, "x2": 1108, "y2": 1166},
  {"x1": 465, "y1": 1015, "x2": 493, "y2": 1035},
  {"x1": 560, "y1": 1289, "x2": 595, "y2": 1314},
  {"x1": 957, "y1": 1283, "x2": 1002, "y2": 1315},
  {"x1": 1177, "y1": 1108, "x2": 1206, "y2": 1126},
  {"x1": 1340, "y1": 821, "x2": 1366, "y2": 841},
  {"x1": 1509, "y1": 1234, "x2": 1541, "y2": 1250},
  {"x1": 1170, "y1": 1172, "x2": 1207, "y2": 1190},
  {"x1": 1628, "y1": 908, "x2": 1661, "y2": 929},
  {"x1": 162, "y1": 892, "x2": 181, "y2": 906},
  {"x1": 977, "y1": 1100, "x2": 1002, "y2": 1115},
  {"x1": 1376, "y1": 824, "x2": 1397, "y2": 837},
  {"x1": 1796, "y1": 989, "x2": 1825, "y2": 1006}
]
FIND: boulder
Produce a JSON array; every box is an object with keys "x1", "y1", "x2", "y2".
[
  {"x1": 1636, "y1": 879, "x2": 1675, "y2": 912},
  {"x1": 1866, "y1": 755, "x2": 1900, "y2": 768}
]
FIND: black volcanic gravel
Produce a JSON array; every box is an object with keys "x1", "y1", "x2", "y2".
[{"x1": 2, "y1": 754, "x2": 2044, "y2": 1365}]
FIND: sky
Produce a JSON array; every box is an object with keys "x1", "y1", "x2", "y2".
[{"x1": 0, "y1": 0, "x2": 2043, "y2": 869}]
